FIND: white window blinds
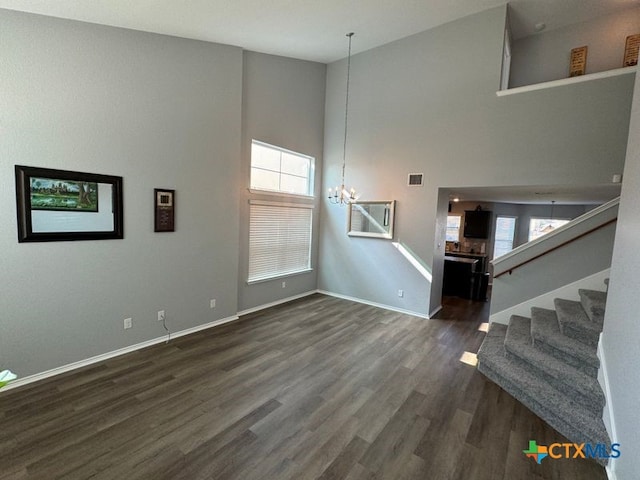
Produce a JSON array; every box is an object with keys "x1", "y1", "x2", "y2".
[{"x1": 248, "y1": 201, "x2": 313, "y2": 282}]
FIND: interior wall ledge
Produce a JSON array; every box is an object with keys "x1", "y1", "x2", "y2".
[{"x1": 497, "y1": 66, "x2": 637, "y2": 97}]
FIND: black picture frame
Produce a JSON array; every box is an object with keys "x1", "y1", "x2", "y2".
[{"x1": 15, "y1": 165, "x2": 124, "y2": 242}]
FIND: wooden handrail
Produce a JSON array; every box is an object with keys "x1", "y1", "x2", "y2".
[{"x1": 493, "y1": 219, "x2": 617, "y2": 279}]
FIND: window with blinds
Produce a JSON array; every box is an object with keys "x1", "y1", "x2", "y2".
[{"x1": 248, "y1": 202, "x2": 313, "y2": 283}]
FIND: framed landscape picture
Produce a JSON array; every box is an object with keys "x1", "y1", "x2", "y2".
[
  {"x1": 15, "y1": 165, "x2": 124, "y2": 242},
  {"x1": 30, "y1": 177, "x2": 99, "y2": 212}
]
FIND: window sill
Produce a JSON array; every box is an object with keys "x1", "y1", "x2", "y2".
[
  {"x1": 247, "y1": 269, "x2": 314, "y2": 285},
  {"x1": 248, "y1": 188, "x2": 314, "y2": 201}
]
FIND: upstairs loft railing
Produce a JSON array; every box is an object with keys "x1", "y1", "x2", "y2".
[{"x1": 492, "y1": 197, "x2": 620, "y2": 279}]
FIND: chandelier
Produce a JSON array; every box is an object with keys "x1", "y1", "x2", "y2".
[{"x1": 328, "y1": 32, "x2": 358, "y2": 205}]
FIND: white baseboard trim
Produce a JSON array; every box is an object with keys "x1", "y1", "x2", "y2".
[
  {"x1": 598, "y1": 337, "x2": 619, "y2": 479},
  {"x1": 2, "y1": 290, "x2": 429, "y2": 393},
  {"x1": 489, "y1": 269, "x2": 611, "y2": 324},
  {"x1": 1, "y1": 314, "x2": 239, "y2": 393},
  {"x1": 429, "y1": 305, "x2": 443, "y2": 318},
  {"x1": 237, "y1": 290, "x2": 319, "y2": 317},
  {"x1": 318, "y1": 290, "x2": 429, "y2": 319}
]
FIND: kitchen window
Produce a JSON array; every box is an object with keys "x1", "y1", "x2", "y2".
[
  {"x1": 446, "y1": 215, "x2": 462, "y2": 242},
  {"x1": 493, "y1": 216, "x2": 517, "y2": 259},
  {"x1": 528, "y1": 218, "x2": 570, "y2": 242}
]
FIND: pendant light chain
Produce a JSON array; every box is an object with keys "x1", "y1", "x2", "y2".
[
  {"x1": 342, "y1": 32, "x2": 354, "y2": 183},
  {"x1": 328, "y1": 32, "x2": 358, "y2": 205}
]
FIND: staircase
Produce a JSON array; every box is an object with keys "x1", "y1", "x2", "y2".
[{"x1": 477, "y1": 286, "x2": 610, "y2": 460}]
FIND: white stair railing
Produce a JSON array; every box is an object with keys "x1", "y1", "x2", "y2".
[{"x1": 492, "y1": 197, "x2": 619, "y2": 278}]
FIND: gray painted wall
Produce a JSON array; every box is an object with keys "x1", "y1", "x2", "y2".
[
  {"x1": 319, "y1": 6, "x2": 634, "y2": 317},
  {"x1": 0, "y1": 10, "x2": 243, "y2": 378},
  {"x1": 510, "y1": 7, "x2": 640, "y2": 88},
  {"x1": 602, "y1": 70, "x2": 640, "y2": 480},
  {"x1": 238, "y1": 51, "x2": 326, "y2": 311},
  {"x1": 490, "y1": 222, "x2": 616, "y2": 314}
]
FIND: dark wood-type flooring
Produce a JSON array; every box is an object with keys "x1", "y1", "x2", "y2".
[{"x1": 0, "y1": 294, "x2": 606, "y2": 479}]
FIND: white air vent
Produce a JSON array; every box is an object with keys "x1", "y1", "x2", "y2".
[{"x1": 407, "y1": 173, "x2": 424, "y2": 186}]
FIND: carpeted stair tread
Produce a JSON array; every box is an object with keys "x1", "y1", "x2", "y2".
[
  {"x1": 478, "y1": 324, "x2": 610, "y2": 465},
  {"x1": 579, "y1": 289, "x2": 607, "y2": 324},
  {"x1": 504, "y1": 316, "x2": 604, "y2": 416},
  {"x1": 554, "y1": 299, "x2": 601, "y2": 347},
  {"x1": 530, "y1": 307, "x2": 599, "y2": 377}
]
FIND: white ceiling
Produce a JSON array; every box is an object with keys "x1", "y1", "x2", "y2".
[{"x1": 0, "y1": 0, "x2": 638, "y2": 63}]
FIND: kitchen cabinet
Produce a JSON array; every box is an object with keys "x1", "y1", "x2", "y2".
[
  {"x1": 443, "y1": 257, "x2": 477, "y2": 299},
  {"x1": 464, "y1": 209, "x2": 491, "y2": 239},
  {"x1": 443, "y1": 254, "x2": 490, "y2": 301}
]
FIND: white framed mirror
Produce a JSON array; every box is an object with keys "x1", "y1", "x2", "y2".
[{"x1": 348, "y1": 200, "x2": 395, "y2": 239}]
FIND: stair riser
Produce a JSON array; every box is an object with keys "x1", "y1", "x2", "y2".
[
  {"x1": 560, "y1": 324, "x2": 599, "y2": 347},
  {"x1": 532, "y1": 338, "x2": 599, "y2": 378},
  {"x1": 579, "y1": 289, "x2": 607, "y2": 324},
  {"x1": 503, "y1": 349, "x2": 604, "y2": 417},
  {"x1": 529, "y1": 308, "x2": 600, "y2": 377}
]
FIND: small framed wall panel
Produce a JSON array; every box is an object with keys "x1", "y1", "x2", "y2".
[
  {"x1": 624, "y1": 34, "x2": 640, "y2": 67},
  {"x1": 569, "y1": 46, "x2": 588, "y2": 77},
  {"x1": 154, "y1": 189, "x2": 175, "y2": 232}
]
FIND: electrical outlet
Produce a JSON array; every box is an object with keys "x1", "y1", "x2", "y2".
[
  {"x1": 210, "y1": 299, "x2": 216, "y2": 309},
  {"x1": 124, "y1": 318, "x2": 132, "y2": 329},
  {"x1": 398, "y1": 289, "x2": 404, "y2": 298},
  {"x1": 282, "y1": 281, "x2": 286, "y2": 288},
  {"x1": 157, "y1": 310, "x2": 165, "y2": 322}
]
